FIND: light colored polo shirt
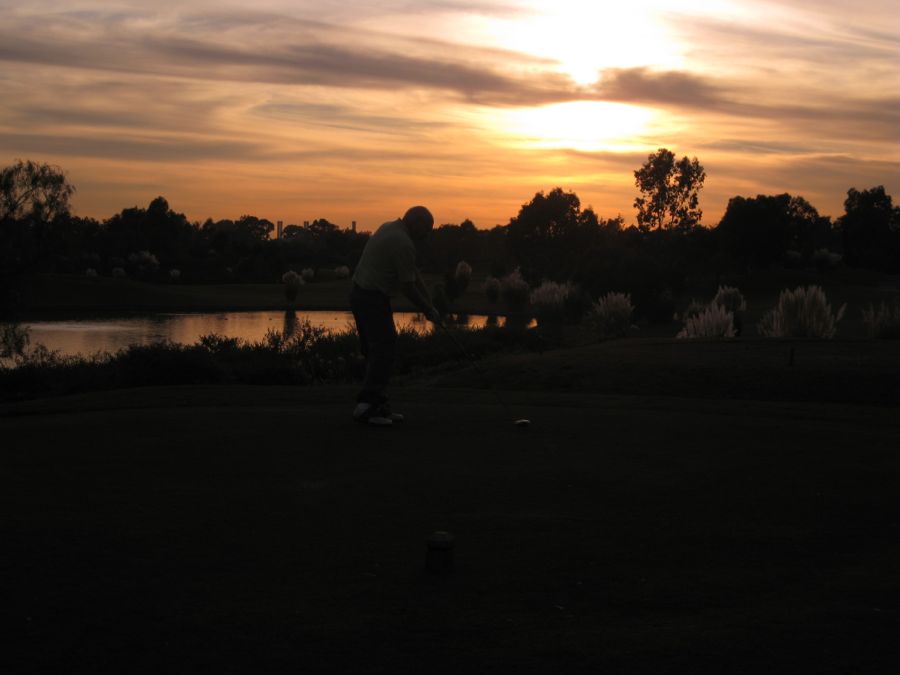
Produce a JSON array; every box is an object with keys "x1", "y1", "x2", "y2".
[{"x1": 352, "y1": 219, "x2": 418, "y2": 296}]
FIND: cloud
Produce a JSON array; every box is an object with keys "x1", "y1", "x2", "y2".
[
  {"x1": 0, "y1": 131, "x2": 269, "y2": 162},
  {"x1": 0, "y1": 7, "x2": 573, "y2": 106},
  {"x1": 592, "y1": 68, "x2": 729, "y2": 108}
]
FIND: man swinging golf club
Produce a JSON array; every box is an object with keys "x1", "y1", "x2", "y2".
[{"x1": 350, "y1": 206, "x2": 442, "y2": 426}]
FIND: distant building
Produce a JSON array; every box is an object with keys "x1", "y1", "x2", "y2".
[
  {"x1": 276, "y1": 220, "x2": 283, "y2": 239},
  {"x1": 351, "y1": 220, "x2": 356, "y2": 232}
]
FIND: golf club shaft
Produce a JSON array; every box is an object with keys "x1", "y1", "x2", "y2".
[{"x1": 438, "y1": 322, "x2": 515, "y2": 418}]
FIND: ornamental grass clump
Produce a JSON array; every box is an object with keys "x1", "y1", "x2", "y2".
[
  {"x1": 454, "y1": 261, "x2": 472, "y2": 293},
  {"x1": 676, "y1": 303, "x2": 736, "y2": 339},
  {"x1": 442, "y1": 260, "x2": 473, "y2": 306},
  {"x1": 301, "y1": 268, "x2": 315, "y2": 282},
  {"x1": 282, "y1": 270, "x2": 304, "y2": 304},
  {"x1": 757, "y1": 285, "x2": 845, "y2": 338},
  {"x1": 588, "y1": 292, "x2": 634, "y2": 338},
  {"x1": 676, "y1": 299, "x2": 706, "y2": 322},
  {"x1": 529, "y1": 281, "x2": 573, "y2": 326},
  {"x1": 334, "y1": 265, "x2": 350, "y2": 279},
  {"x1": 712, "y1": 286, "x2": 747, "y2": 313},
  {"x1": 861, "y1": 302, "x2": 900, "y2": 339},
  {"x1": 500, "y1": 269, "x2": 530, "y2": 312}
]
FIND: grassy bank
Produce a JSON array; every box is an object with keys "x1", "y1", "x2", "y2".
[
  {"x1": 3, "y1": 384, "x2": 899, "y2": 673},
  {"x1": 10, "y1": 273, "x2": 504, "y2": 317}
]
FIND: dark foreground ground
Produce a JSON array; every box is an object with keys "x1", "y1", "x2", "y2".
[{"x1": 3, "y1": 382, "x2": 900, "y2": 674}]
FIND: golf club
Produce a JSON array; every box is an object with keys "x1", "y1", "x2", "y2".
[{"x1": 436, "y1": 321, "x2": 531, "y2": 428}]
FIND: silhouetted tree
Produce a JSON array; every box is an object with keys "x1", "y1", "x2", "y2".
[
  {"x1": 103, "y1": 197, "x2": 197, "y2": 276},
  {"x1": 838, "y1": 186, "x2": 900, "y2": 271},
  {"x1": 235, "y1": 214, "x2": 275, "y2": 241},
  {"x1": 1, "y1": 160, "x2": 77, "y2": 305},
  {"x1": 507, "y1": 188, "x2": 615, "y2": 280},
  {"x1": 716, "y1": 193, "x2": 832, "y2": 270},
  {"x1": 0, "y1": 160, "x2": 75, "y2": 223},
  {"x1": 633, "y1": 148, "x2": 705, "y2": 231}
]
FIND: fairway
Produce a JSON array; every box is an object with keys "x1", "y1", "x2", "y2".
[{"x1": 4, "y1": 384, "x2": 899, "y2": 673}]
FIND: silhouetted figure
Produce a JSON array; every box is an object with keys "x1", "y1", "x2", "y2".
[{"x1": 350, "y1": 206, "x2": 441, "y2": 426}]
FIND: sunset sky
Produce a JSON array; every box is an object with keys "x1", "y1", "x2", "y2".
[{"x1": 2, "y1": 0, "x2": 898, "y2": 230}]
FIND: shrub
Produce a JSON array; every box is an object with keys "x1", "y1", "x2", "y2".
[
  {"x1": 334, "y1": 265, "x2": 350, "y2": 279},
  {"x1": 128, "y1": 250, "x2": 159, "y2": 277},
  {"x1": 784, "y1": 250, "x2": 804, "y2": 269},
  {"x1": 483, "y1": 276, "x2": 501, "y2": 303},
  {"x1": 301, "y1": 268, "x2": 315, "y2": 282},
  {"x1": 757, "y1": 285, "x2": 846, "y2": 338},
  {"x1": 676, "y1": 303, "x2": 736, "y2": 339},
  {"x1": 500, "y1": 269, "x2": 530, "y2": 312},
  {"x1": 169, "y1": 269, "x2": 181, "y2": 281},
  {"x1": 588, "y1": 292, "x2": 634, "y2": 338},
  {"x1": 562, "y1": 285, "x2": 592, "y2": 324},
  {"x1": 646, "y1": 287, "x2": 676, "y2": 324},
  {"x1": 85, "y1": 268, "x2": 98, "y2": 277},
  {"x1": 529, "y1": 281, "x2": 573, "y2": 326},
  {"x1": 111, "y1": 267, "x2": 126, "y2": 278},
  {"x1": 812, "y1": 248, "x2": 842, "y2": 271},
  {"x1": 862, "y1": 302, "x2": 900, "y2": 338}
]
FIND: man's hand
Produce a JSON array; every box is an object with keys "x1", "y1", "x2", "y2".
[{"x1": 426, "y1": 307, "x2": 444, "y2": 326}]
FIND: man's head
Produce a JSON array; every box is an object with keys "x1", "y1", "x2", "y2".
[{"x1": 402, "y1": 205, "x2": 434, "y2": 242}]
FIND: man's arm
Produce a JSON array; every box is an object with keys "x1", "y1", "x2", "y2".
[{"x1": 400, "y1": 270, "x2": 440, "y2": 323}]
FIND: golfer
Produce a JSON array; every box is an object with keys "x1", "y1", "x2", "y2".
[{"x1": 350, "y1": 206, "x2": 442, "y2": 426}]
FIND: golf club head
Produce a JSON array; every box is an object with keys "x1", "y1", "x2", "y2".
[{"x1": 514, "y1": 419, "x2": 531, "y2": 428}]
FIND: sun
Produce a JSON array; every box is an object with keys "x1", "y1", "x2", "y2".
[{"x1": 495, "y1": 100, "x2": 655, "y2": 152}]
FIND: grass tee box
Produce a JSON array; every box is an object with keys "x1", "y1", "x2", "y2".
[{"x1": 3, "y1": 385, "x2": 900, "y2": 673}]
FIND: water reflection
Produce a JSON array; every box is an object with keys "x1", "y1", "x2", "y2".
[
  {"x1": 22, "y1": 311, "x2": 524, "y2": 358},
  {"x1": 283, "y1": 310, "x2": 297, "y2": 338}
]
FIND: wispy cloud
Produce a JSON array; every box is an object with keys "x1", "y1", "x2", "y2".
[{"x1": 0, "y1": 0, "x2": 897, "y2": 225}]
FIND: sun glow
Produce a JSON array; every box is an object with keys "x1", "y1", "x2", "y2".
[
  {"x1": 484, "y1": 0, "x2": 683, "y2": 84},
  {"x1": 496, "y1": 101, "x2": 655, "y2": 152}
]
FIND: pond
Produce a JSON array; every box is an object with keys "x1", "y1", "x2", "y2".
[{"x1": 20, "y1": 311, "x2": 513, "y2": 358}]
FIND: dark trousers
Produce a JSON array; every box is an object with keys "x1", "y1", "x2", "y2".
[{"x1": 350, "y1": 283, "x2": 397, "y2": 405}]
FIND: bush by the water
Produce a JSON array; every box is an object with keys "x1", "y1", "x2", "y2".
[
  {"x1": 500, "y1": 269, "x2": 530, "y2": 312},
  {"x1": 529, "y1": 281, "x2": 575, "y2": 326},
  {"x1": 483, "y1": 276, "x2": 501, "y2": 304},
  {"x1": 588, "y1": 292, "x2": 634, "y2": 338},
  {"x1": 1, "y1": 322, "x2": 31, "y2": 362},
  {"x1": 757, "y1": 285, "x2": 845, "y2": 338},
  {"x1": 813, "y1": 248, "x2": 842, "y2": 271},
  {"x1": 862, "y1": 302, "x2": 900, "y2": 338},
  {"x1": 677, "y1": 304, "x2": 736, "y2": 339},
  {"x1": 454, "y1": 261, "x2": 472, "y2": 293},
  {"x1": 282, "y1": 270, "x2": 304, "y2": 303},
  {"x1": 0, "y1": 320, "x2": 546, "y2": 401}
]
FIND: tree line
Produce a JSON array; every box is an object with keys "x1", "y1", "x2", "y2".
[{"x1": 2, "y1": 152, "x2": 898, "y2": 317}]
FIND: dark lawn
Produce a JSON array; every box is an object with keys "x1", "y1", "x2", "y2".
[{"x1": 3, "y1": 384, "x2": 899, "y2": 673}]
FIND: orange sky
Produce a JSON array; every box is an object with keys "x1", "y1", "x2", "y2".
[{"x1": 1, "y1": 0, "x2": 898, "y2": 230}]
